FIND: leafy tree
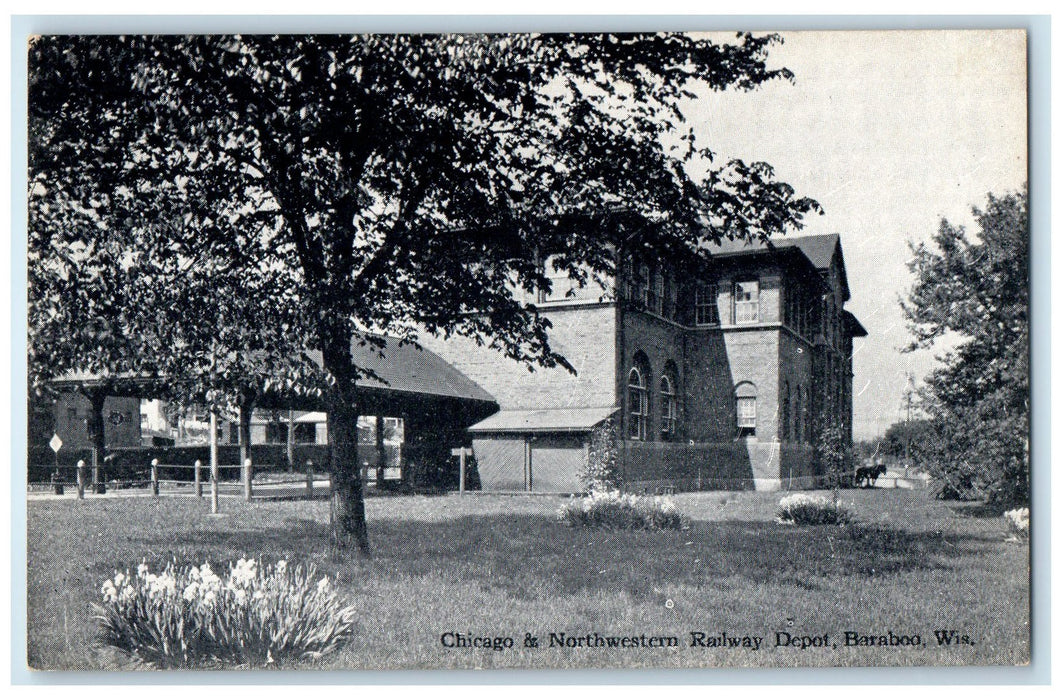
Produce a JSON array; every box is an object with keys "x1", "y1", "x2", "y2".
[
  {"x1": 879, "y1": 418, "x2": 935, "y2": 464},
  {"x1": 29, "y1": 33, "x2": 819, "y2": 553},
  {"x1": 902, "y1": 187, "x2": 1028, "y2": 504}
]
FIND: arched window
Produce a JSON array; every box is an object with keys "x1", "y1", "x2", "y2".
[
  {"x1": 735, "y1": 382, "x2": 757, "y2": 438},
  {"x1": 660, "y1": 371, "x2": 677, "y2": 440},
  {"x1": 796, "y1": 384, "x2": 807, "y2": 443},
  {"x1": 627, "y1": 359, "x2": 650, "y2": 441}
]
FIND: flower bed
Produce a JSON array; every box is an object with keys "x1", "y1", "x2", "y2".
[
  {"x1": 776, "y1": 493, "x2": 852, "y2": 526},
  {"x1": 558, "y1": 490, "x2": 684, "y2": 530},
  {"x1": 1004, "y1": 507, "x2": 1029, "y2": 539},
  {"x1": 94, "y1": 557, "x2": 357, "y2": 668}
]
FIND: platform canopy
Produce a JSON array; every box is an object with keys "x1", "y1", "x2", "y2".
[{"x1": 469, "y1": 406, "x2": 619, "y2": 434}]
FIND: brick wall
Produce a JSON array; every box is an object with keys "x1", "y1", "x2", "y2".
[
  {"x1": 620, "y1": 310, "x2": 686, "y2": 441},
  {"x1": 419, "y1": 305, "x2": 618, "y2": 411}
]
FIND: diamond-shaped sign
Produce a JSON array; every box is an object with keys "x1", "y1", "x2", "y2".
[{"x1": 49, "y1": 433, "x2": 63, "y2": 454}]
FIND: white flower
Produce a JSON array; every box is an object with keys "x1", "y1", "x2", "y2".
[
  {"x1": 118, "y1": 585, "x2": 136, "y2": 603},
  {"x1": 101, "y1": 580, "x2": 117, "y2": 603},
  {"x1": 113, "y1": 571, "x2": 126, "y2": 588},
  {"x1": 276, "y1": 560, "x2": 287, "y2": 575},
  {"x1": 317, "y1": 576, "x2": 330, "y2": 593},
  {"x1": 183, "y1": 582, "x2": 200, "y2": 601},
  {"x1": 1005, "y1": 507, "x2": 1030, "y2": 533},
  {"x1": 137, "y1": 561, "x2": 149, "y2": 579}
]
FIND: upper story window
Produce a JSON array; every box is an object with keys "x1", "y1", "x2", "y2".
[
  {"x1": 733, "y1": 280, "x2": 760, "y2": 324},
  {"x1": 653, "y1": 269, "x2": 666, "y2": 316},
  {"x1": 637, "y1": 262, "x2": 652, "y2": 310},
  {"x1": 660, "y1": 372, "x2": 677, "y2": 440},
  {"x1": 627, "y1": 363, "x2": 649, "y2": 441},
  {"x1": 695, "y1": 283, "x2": 719, "y2": 326}
]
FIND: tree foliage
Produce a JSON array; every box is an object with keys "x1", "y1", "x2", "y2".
[
  {"x1": 29, "y1": 33, "x2": 819, "y2": 551},
  {"x1": 902, "y1": 187, "x2": 1028, "y2": 504},
  {"x1": 879, "y1": 418, "x2": 935, "y2": 462}
]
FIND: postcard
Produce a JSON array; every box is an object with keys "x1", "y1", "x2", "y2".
[{"x1": 24, "y1": 27, "x2": 1030, "y2": 671}]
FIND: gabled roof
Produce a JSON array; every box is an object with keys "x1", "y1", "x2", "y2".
[
  {"x1": 342, "y1": 336, "x2": 496, "y2": 404},
  {"x1": 50, "y1": 336, "x2": 496, "y2": 406},
  {"x1": 705, "y1": 233, "x2": 850, "y2": 301},
  {"x1": 469, "y1": 406, "x2": 619, "y2": 434}
]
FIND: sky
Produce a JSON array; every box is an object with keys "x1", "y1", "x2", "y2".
[{"x1": 680, "y1": 30, "x2": 1028, "y2": 440}]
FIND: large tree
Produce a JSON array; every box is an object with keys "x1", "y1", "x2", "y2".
[
  {"x1": 29, "y1": 33, "x2": 819, "y2": 553},
  {"x1": 902, "y1": 187, "x2": 1029, "y2": 504}
]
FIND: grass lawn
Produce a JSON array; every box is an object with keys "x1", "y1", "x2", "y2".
[{"x1": 26, "y1": 488, "x2": 1029, "y2": 670}]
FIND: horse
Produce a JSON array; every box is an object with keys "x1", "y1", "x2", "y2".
[{"x1": 854, "y1": 463, "x2": 887, "y2": 488}]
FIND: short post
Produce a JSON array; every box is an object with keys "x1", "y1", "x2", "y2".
[
  {"x1": 194, "y1": 459, "x2": 203, "y2": 498},
  {"x1": 150, "y1": 458, "x2": 159, "y2": 497},
  {"x1": 458, "y1": 447, "x2": 467, "y2": 495},
  {"x1": 243, "y1": 457, "x2": 253, "y2": 502},
  {"x1": 305, "y1": 459, "x2": 314, "y2": 499},
  {"x1": 75, "y1": 459, "x2": 86, "y2": 500}
]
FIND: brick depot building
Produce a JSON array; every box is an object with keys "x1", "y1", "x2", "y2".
[{"x1": 422, "y1": 233, "x2": 867, "y2": 492}]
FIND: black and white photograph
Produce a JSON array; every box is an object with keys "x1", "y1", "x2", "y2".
[{"x1": 21, "y1": 23, "x2": 1032, "y2": 673}]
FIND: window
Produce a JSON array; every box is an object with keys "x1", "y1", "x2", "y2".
[
  {"x1": 265, "y1": 422, "x2": 289, "y2": 445},
  {"x1": 661, "y1": 270, "x2": 673, "y2": 318},
  {"x1": 660, "y1": 373, "x2": 677, "y2": 440},
  {"x1": 734, "y1": 280, "x2": 760, "y2": 324},
  {"x1": 781, "y1": 381, "x2": 791, "y2": 441},
  {"x1": 695, "y1": 283, "x2": 719, "y2": 325},
  {"x1": 627, "y1": 364, "x2": 649, "y2": 441},
  {"x1": 294, "y1": 423, "x2": 318, "y2": 444},
  {"x1": 735, "y1": 382, "x2": 757, "y2": 437},
  {"x1": 653, "y1": 269, "x2": 666, "y2": 315},
  {"x1": 639, "y1": 262, "x2": 652, "y2": 309}
]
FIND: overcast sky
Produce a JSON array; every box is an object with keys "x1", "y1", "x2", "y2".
[{"x1": 680, "y1": 29, "x2": 1028, "y2": 440}]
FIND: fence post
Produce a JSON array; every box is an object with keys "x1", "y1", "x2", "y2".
[
  {"x1": 243, "y1": 458, "x2": 253, "y2": 501},
  {"x1": 75, "y1": 459, "x2": 86, "y2": 500},
  {"x1": 194, "y1": 459, "x2": 202, "y2": 498},
  {"x1": 150, "y1": 458, "x2": 159, "y2": 497},
  {"x1": 305, "y1": 459, "x2": 314, "y2": 499}
]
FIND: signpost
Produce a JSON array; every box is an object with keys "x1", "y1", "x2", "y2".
[
  {"x1": 49, "y1": 434, "x2": 63, "y2": 495},
  {"x1": 451, "y1": 447, "x2": 468, "y2": 494}
]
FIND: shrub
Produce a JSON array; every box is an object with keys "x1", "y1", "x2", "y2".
[
  {"x1": 558, "y1": 490, "x2": 684, "y2": 530},
  {"x1": 776, "y1": 493, "x2": 852, "y2": 526},
  {"x1": 1004, "y1": 507, "x2": 1029, "y2": 539},
  {"x1": 94, "y1": 557, "x2": 357, "y2": 668}
]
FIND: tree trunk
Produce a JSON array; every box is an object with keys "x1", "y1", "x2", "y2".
[
  {"x1": 375, "y1": 414, "x2": 386, "y2": 486},
  {"x1": 239, "y1": 403, "x2": 253, "y2": 466},
  {"x1": 238, "y1": 396, "x2": 254, "y2": 501},
  {"x1": 322, "y1": 342, "x2": 370, "y2": 556}
]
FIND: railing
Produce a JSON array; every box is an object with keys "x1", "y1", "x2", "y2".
[{"x1": 28, "y1": 458, "x2": 401, "y2": 503}]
